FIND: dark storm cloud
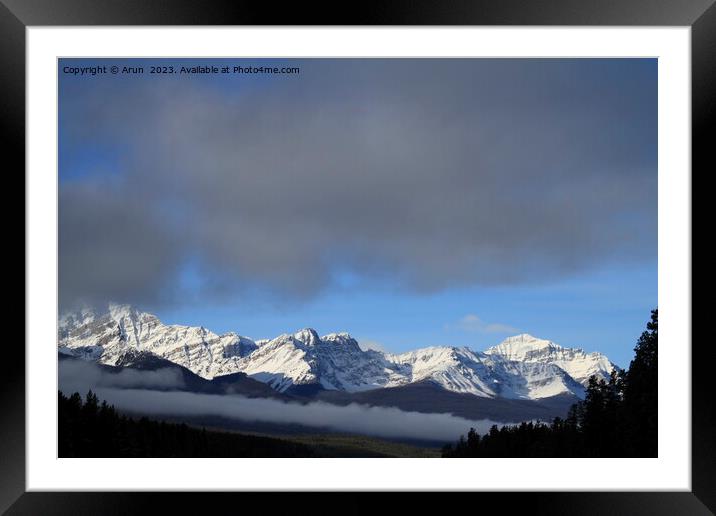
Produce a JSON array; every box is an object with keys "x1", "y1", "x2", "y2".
[
  {"x1": 59, "y1": 180, "x2": 184, "y2": 308},
  {"x1": 59, "y1": 59, "x2": 657, "y2": 309}
]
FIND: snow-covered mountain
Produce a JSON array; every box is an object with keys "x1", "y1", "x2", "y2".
[
  {"x1": 485, "y1": 333, "x2": 616, "y2": 386},
  {"x1": 58, "y1": 304, "x2": 257, "y2": 379},
  {"x1": 58, "y1": 304, "x2": 617, "y2": 401}
]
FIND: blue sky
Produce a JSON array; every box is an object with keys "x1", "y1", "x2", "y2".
[
  {"x1": 158, "y1": 262, "x2": 655, "y2": 367},
  {"x1": 59, "y1": 58, "x2": 657, "y2": 367}
]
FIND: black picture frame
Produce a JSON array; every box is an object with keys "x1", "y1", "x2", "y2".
[{"x1": 5, "y1": 1, "x2": 710, "y2": 513}]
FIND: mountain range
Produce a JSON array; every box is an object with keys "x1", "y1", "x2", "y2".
[{"x1": 58, "y1": 304, "x2": 617, "y2": 423}]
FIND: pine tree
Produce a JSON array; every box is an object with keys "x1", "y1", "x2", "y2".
[{"x1": 622, "y1": 309, "x2": 658, "y2": 456}]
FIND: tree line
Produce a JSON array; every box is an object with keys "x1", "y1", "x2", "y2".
[
  {"x1": 442, "y1": 309, "x2": 658, "y2": 457},
  {"x1": 58, "y1": 390, "x2": 319, "y2": 457}
]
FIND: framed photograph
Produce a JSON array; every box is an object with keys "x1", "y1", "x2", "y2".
[{"x1": 7, "y1": 0, "x2": 711, "y2": 513}]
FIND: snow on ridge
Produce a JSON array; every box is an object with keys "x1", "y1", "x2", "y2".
[{"x1": 58, "y1": 304, "x2": 616, "y2": 399}]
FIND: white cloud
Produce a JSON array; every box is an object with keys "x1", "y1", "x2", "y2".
[
  {"x1": 58, "y1": 359, "x2": 503, "y2": 441},
  {"x1": 94, "y1": 388, "x2": 503, "y2": 442},
  {"x1": 455, "y1": 314, "x2": 520, "y2": 334},
  {"x1": 358, "y1": 339, "x2": 388, "y2": 353},
  {"x1": 59, "y1": 358, "x2": 185, "y2": 393}
]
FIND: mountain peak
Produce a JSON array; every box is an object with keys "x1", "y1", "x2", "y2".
[
  {"x1": 108, "y1": 302, "x2": 134, "y2": 310},
  {"x1": 484, "y1": 334, "x2": 560, "y2": 362},
  {"x1": 496, "y1": 333, "x2": 557, "y2": 349},
  {"x1": 324, "y1": 331, "x2": 351, "y2": 339},
  {"x1": 293, "y1": 328, "x2": 320, "y2": 345},
  {"x1": 60, "y1": 303, "x2": 143, "y2": 325},
  {"x1": 503, "y1": 333, "x2": 547, "y2": 343},
  {"x1": 108, "y1": 303, "x2": 140, "y2": 320}
]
